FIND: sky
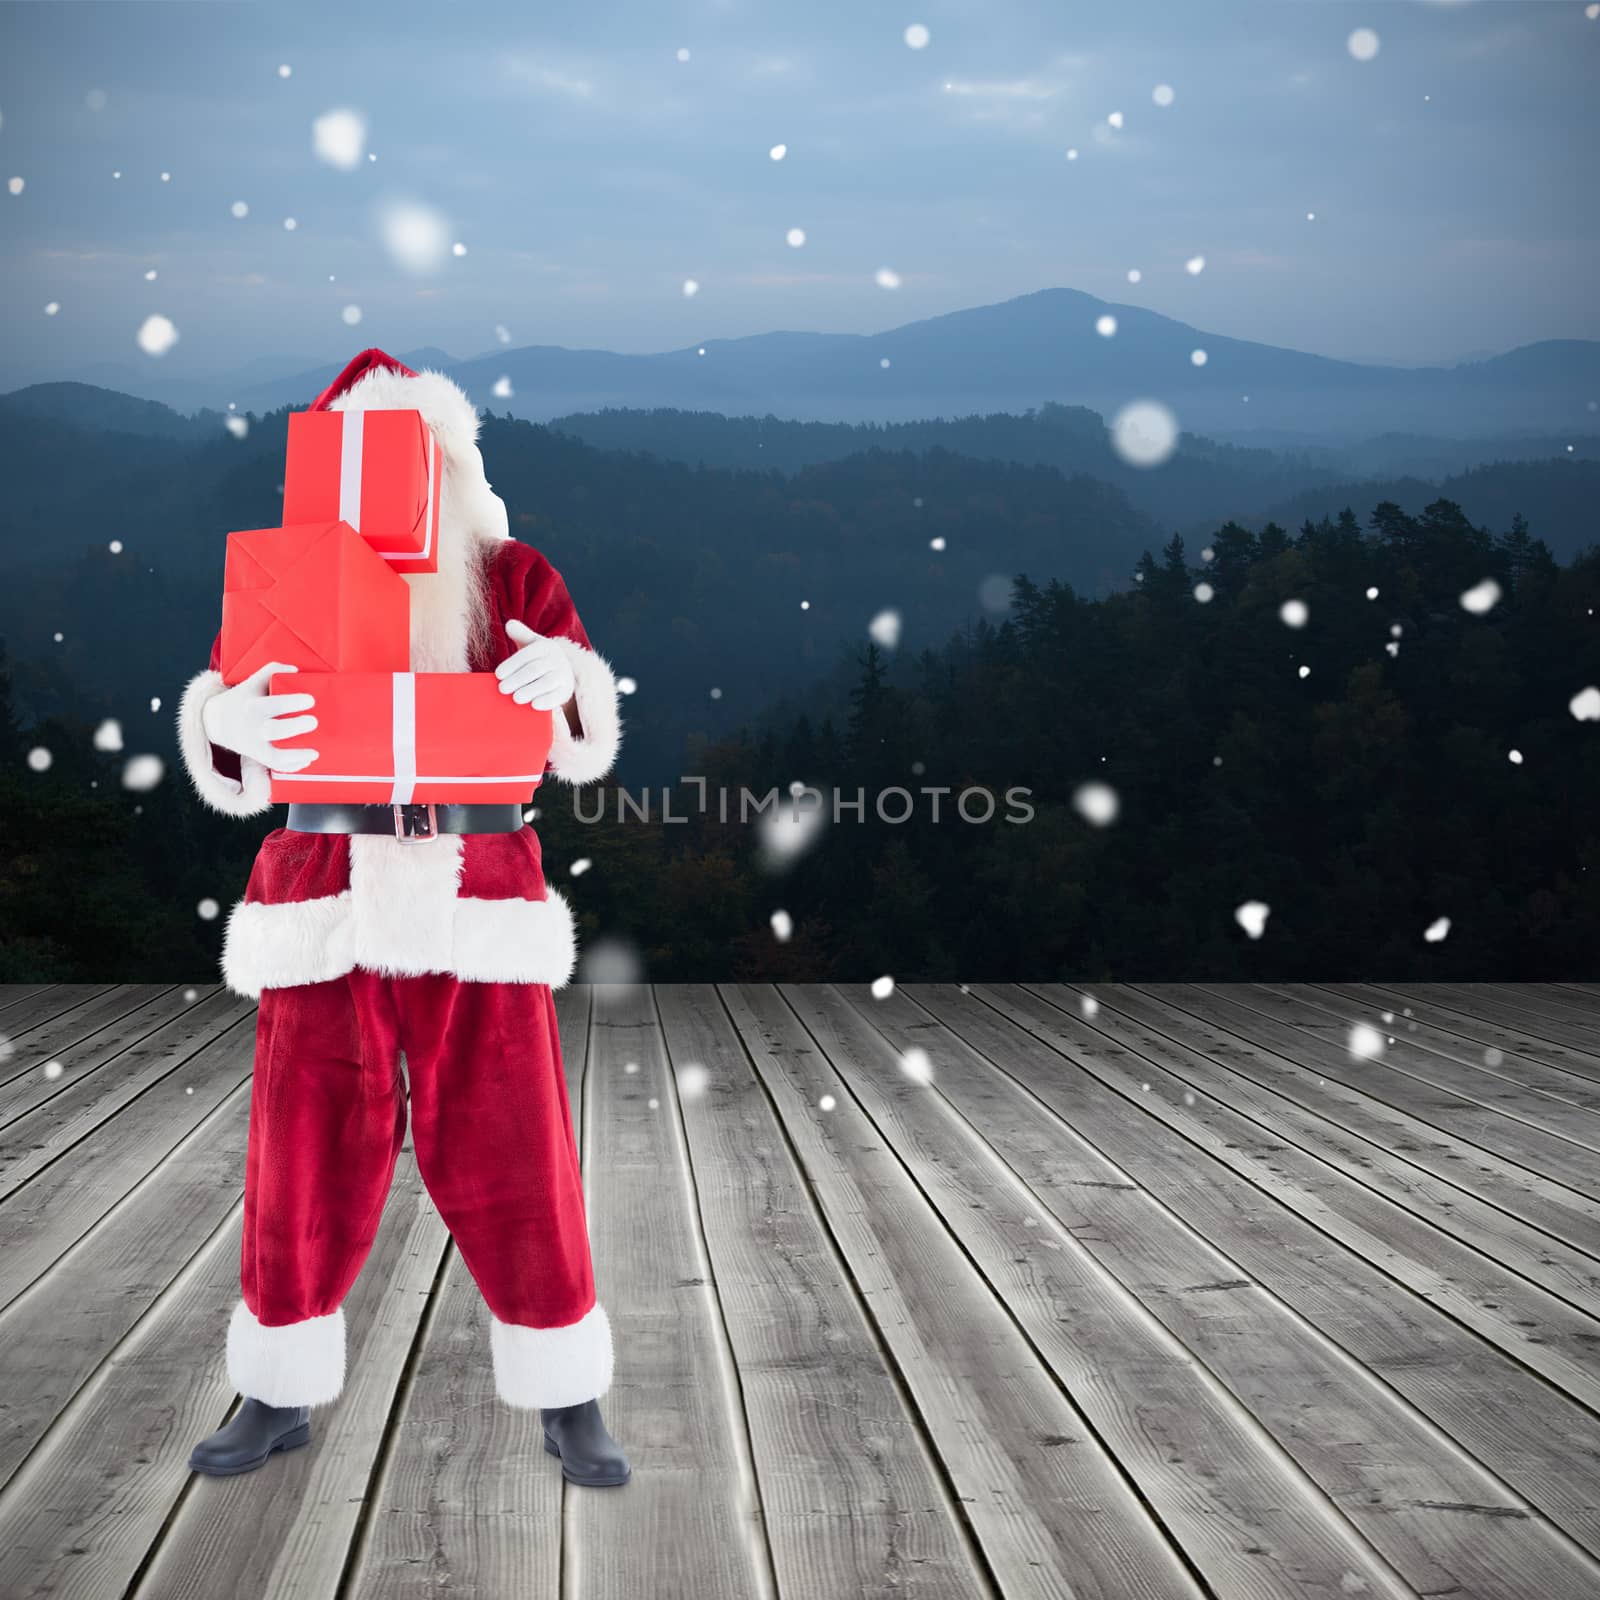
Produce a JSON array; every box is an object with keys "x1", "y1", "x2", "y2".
[{"x1": 0, "y1": 0, "x2": 1596, "y2": 389}]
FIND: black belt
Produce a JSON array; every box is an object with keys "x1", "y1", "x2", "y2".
[{"x1": 286, "y1": 802, "x2": 525, "y2": 840}]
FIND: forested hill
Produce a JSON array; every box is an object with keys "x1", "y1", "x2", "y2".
[
  {"x1": 0, "y1": 394, "x2": 1164, "y2": 781},
  {"x1": 548, "y1": 403, "x2": 1599, "y2": 556}
]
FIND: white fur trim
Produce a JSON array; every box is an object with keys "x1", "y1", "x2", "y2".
[
  {"x1": 545, "y1": 638, "x2": 623, "y2": 785},
  {"x1": 490, "y1": 1303, "x2": 614, "y2": 1409},
  {"x1": 347, "y1": 833, "x2": 465, "y2": 976},
  {"x1": 222, "y1": 891, "x2": 355, "y2": 999},
  {"x1": 176, "y1": 669, "x2": 274, "y2": 818},
  {"x1": 227, "y1": 1301, "x2": 345, "y2": 1407},
  {"x1": 451, "y1": 887, "x2": 578, "y2": 985},
  {"x1": 219, "y1": 885, "x2": 578, "y2": 997}
]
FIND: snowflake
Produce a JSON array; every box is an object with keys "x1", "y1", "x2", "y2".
[
  {"x1": 929, "y1": 536, "x2": 946, "y2": 551},
  {"x1": 137, "y1": 315, "x2": 179, "y2": 356},
  {"x1": 380, "y1": 201, "x2": 450, "y2": 274},
  {"x1": 94, "y1": 718, "x2": 124, "y2": 752},
  {"x1": 871, "y1": 975, "x2": 895, "y2": 1000},
  {"x1": 8, "y1": 177, "x2": 24, "y2": 196},
  {"x1": 341, "y1": 305, "x2": 363, "y2": 326},
  {"x1": 1095, "y1": 314, "x2": 1117, "y2": 338},
  {"x1": 1111, "y1": 400, "x2": 1178, "y2": 468},
  {"x1": 1570, "y1": 686, "x2": 1600, "y2": 721},
  {"x1": 904, "y1": 24, "x2": 930, "y2": 50},
  {"x1": 1152, "y1": 84, "x2": 1175, "y2": 107},
  {"x1": 197, "y1": 898, "x2": 221, "y2": 921},
  {"x1": 225, "y1": 416, "x2": 249, "y2": 439},
  {"x1": 44, "y1": 1060, "x2": 64, "y2": 1081},
  {"x1": 1193, "y1": 582, "x2": 1215, "y2": 604},
  {"x1": 1073, "y1": 782, "x2": 1119, "y2": 827},
  {"x1": 786, "y1": 227, "x2": 806, "y2": 248},
  {"x1": 1279, "y1": 599, "x2": 1309, "y2": 629},
  {"x1": 676, "y1": 1062, "x2": 710, "y2": 1099},
  {"x1": 313, "y1": 108, "x2": 367, "y2": 170},
  {"x1": 769, "y1": 144, "x2": 787, "y2": 161},
  {"x1": 1347, "y1": 28, "x2": 1380, "y2": 63},
  {"x1": 230, "y1": 200, "x2": 249, "y2": 219},
  {"x1": 1079, "y1": 993, "x2": 1100, "y2": 1018},
  {"x1": 1347, "y1": 1023, "x2": 1384, "y2": 1060},
  {"x1": 495, "y1": 324, "x2": 512, "y2": 344},
  {"x1": 451, "y1": 241, "x2": 467, "y2": 257},
  {"x1": 875, "y1": 267, "x2": 902, "y2": 290},
  {"x1": 1508, "y1": 749, "x2": 1524, "y2": 765},
  {"x1": 899, "y1": 1047, "x2": 934, "y2": 1085},
  {"x1": 681, "y1": 278, "x2": 700, "y2": 298},
  {"x1": 617, "y1": 676, "x2": 637, "y2": 695},
  {"x1": 879, "y1": 357, "x2": 891, "y2": 369},
  {"x1": 1185, "y1": 255, "x2": 1205, "y2": 275},
  {"x1": 1459, "y1": 578, "x2": 1502, "y2": 615},
  {"x1": 1235, "y1": 901, "x2": 1270, "y2": 940},
  {"x1": 818, "y1": 1093, "x2": 836, "y2": 1111},
  {"x1": 770, "y1": 909, "x2": 794, "y2": 942},
  {"x1": 1365, "y1": 586, "x2": 1379, "y2": 600},
  {"x1": 44, "y1": 301, "x2": 59, "y2": 316},
  {"x1": 1423, "y1": 917, "x2": 1451, "y2": 943},
  {"x1": 283, "y1": 217, "x2": 297, "y2": 231},
  {"x1": 1190, "y1": 349, "x2": 1208, "y2": 367},
  {"x1": 868, "y1": 609, "x2": 902, "y2": 649},
  {"x1": 1127, "y1": 268, "x2": 1142, "y2": 284},
  {"x1": 568, "y1": 858, "x2": 592, "y2": 877},
  {"x1": 492, "y1": 375, "x2": 514, "y2": 399},
  {"x1": 27, "y1": 746, "x2": 52, "y2": 772},
  {"x1": 1298, "y1": 665, "x2": 1311, "y2": 679},
  {"x1": 1107, "y1": 111, "x2": 1124, "y2": 129}
]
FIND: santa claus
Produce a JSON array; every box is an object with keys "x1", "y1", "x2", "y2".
[{"x1": 176, "y1": 349, "x2": 629, "y2": 1486}]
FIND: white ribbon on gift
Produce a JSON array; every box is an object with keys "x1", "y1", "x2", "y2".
[
  {"x1": 333, "y1": 411, "x2": 437, "y2": 564},
  {"x1": 270, "y1": 673, "x2": 546, "y2": 799}
]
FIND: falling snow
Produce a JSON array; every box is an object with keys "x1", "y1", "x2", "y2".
[
  {"x1": 770, "y1": 910, "x2": 794, "y2": 942},
  {"x1": 342, "y1": 305, "x2": 363, "y2": 326},
  {"x1": 1185, "y1": 255, "x2": 1205, "y2": 276},
  {"x1": 868, "y1": 609, "x2": 902, "y2": 649},
  {"x1": 818, "y1": 1093, "x2": 836, "y2": 1111},
  {"x1": 1347, "y1": 28, "x2": 1381, "y2": 63},
  {"x1": 137, "y1": 315, "x2": 179, "y2": 356},
  {"x1": 1569, "y1": 687, "x2": 1600, "y2": 721},
  {"x1": 681, "y1": 278, "x2": 700, "y2": 297},
  {"x1": 1235, "y1": 901, "x2": 1270, "y2": 940},
  {"x1": 27, "y1": 747, "x2": 53, "y2": 772},
  {"x1": 904, "y1": 24, "x2": 931, "y2": 50},
  {"x1": 1193, "y1": 583, "x2": 1215, "y2": 604},
  {"x1": 1424, "y1": 917, "x2": 1451, "y2": 943},
  {"x1": 1279, "y1": 599, "x2": 1309, "y2": 629},
  {"x1": 1073, "y1": 781, "x2": 1120, "y2": 827},
  {"x1": 381, "y1": 201, "x2": 451, "y2": 274},
  {"x1": 1152, "y1": 84, "x2": 1175, "y2": 107},
  {"x1": 899, "y1": 1047, "x2": 934, "y2": 1085},
  {"x1": 94, "y1": 718, "x2": 124, "y2": 751},
  {"x1": 197, "y1": 898, "x2": 221, "y2": 921},
  {"x1": 313, "y1": 108, "x2": 367, "y2": 170},
  {"x1": 769, "y1": 143, "x2": 787, "y2": 161},
  {"x1": 1459, "y1": 578, "x2": 1502, "y2": 615},
  {"x1": 676, "y1": 1062, "x2": 710, "y2": 1099},
  {"x1": 1365, "y1": 586, "x2": 1380, "y2": 600},
  {"x1": 871, "y1": 975, "x2": 896, "y2": 1000},
  {"x1": 1508, "y1": 749, "x2": 1524, "y2": 765},
  {"x1": 786, "y1": 227, "x2": 806, "y2": 248},
  {"x1": 1095, "y1": 314, "x2": 1117, "y2": 338},
  {"x1": 1347, "y1": 1023, "x2": 1385, "y2": 1060},
  {"x1": 570, "y1": 858, "x2": 592, "y2": 876},
  {"x1": 225, "y1": 415, "x2": 249, "y2": 439},
  {"x1": 875, "y1": 267, "x2": 902, "y2": 290},
  {"x1": 44, "y1": 1060, "x2": 64, "y2": 1081},
  {"x1": 1111, "y1": 400, "x2": 1179, "y2": 468},
  {"x1": 1080, "y1": 993, "x2": 1100, "y2": 1018},
  {"x1": 230, "y1": 200, "x2": 249, "y2": 219},
  {"x1": 492, "y1": 375, "x2": 514, "y2": 399}
]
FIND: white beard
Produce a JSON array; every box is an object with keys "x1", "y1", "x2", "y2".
[{"x1": 404, "y1": 531, "x2": 491, "y2": 672}]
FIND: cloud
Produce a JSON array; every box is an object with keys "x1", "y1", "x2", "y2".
[{"x1": 502, "y1": 54, "x2": 596, "y2": 101}]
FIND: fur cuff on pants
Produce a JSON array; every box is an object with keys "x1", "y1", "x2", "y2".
[
  {"x1": 227, "y1": 1301, "x2": 346, "y2": 1407},
  {"x1": 490, "y1": 1303, "x2": 614, "y2": 1409}
]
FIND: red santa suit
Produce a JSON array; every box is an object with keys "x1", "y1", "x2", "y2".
[{"x1": 176, "y1": 351, "x2": 623, "y2": 1411}]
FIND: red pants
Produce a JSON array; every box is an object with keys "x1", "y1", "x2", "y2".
[{"x1": 226, "y1": 969, "x2": 613, "y2": 1410}]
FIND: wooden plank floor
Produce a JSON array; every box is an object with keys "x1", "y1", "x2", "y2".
[{"x1": 0, "y1": 984, "x2": 1598, "y2": 1600}]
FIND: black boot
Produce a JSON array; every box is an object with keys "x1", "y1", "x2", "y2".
[
  {"x1": 188, "y1": 1399, "x2": 312, "y2": 1477},
  {"x1": 541, "y1": 1398, "x2": 631, "y2": 1487}
]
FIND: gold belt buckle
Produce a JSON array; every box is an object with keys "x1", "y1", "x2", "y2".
[{"x1": 392, "y1": 802, "x2": 439, "y2": 842}]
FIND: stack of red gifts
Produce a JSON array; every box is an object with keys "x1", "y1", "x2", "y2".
[{"x1": 214, "y1": 406, "x2": 553, "y2": 805}]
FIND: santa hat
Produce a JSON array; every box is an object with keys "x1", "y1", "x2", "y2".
[{"x1": 308, "y1": 348, "x2": 510, "y2": 548}]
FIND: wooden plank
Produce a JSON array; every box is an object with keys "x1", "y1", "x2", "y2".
[
  {"x1": 0, "y1": 985, "x2": 56, "y2": 1016},
  {"x1": 570, "y1": 984, "x2": 776, "y2": 1600},
  {"x1": 656, "y1": 985, "x2": 991, "y2": 1600},
  {"x1": 0, "y1": 1149, "x2": 444, "y2": 1600},
  {"x1": 964, "y1": 984, "x2": 1600, "y2": 1557},
  {"x1": 340, "y1": 987, "x2": 594, "y2": 1599},
  {"x1": 1357, "y1": 984, "x2": 1600, "y2": 1085},
  {"x1": 1160, "y1": 985, "x2": 1600, "y2": 1200},
  {"x1": 738, "y1": 983, "x2": 1206, "y2": 1600},
  {"x1": 906, "y1": 982, "x2": 1600, "y2": 1598},
  {"x1": 0, "y1": 985, "x2": 111, "y2": 1035},
  {"x1": 1222, "y1": 984, "x2": 1600, "y2": 1153},
  {"x1": 1066, "y1": 984, "x2": 1600, "y2": 1319},
  {"x1": 0, "y1": 988, "x2": 249, "y2": 1203},
  {"x1": 1484, "y1": 984, "x2": 1600, "y2": 1026},
  {"x1": 0, "y1": 1013, "x2": 255, "y2": 1310},
  {"x1": 1281, "y1": 984, "x2": 1600, "y2": 1116},
  {"x1": 0, "y1": 984, "x2": 230, "y2": 1131},
  {"x1": 1313, "y1": 982, "x2": 1600, "y2": 1098},
  {"x1": 796, "y1": 982, "x2": 1410, "y2": 1600},
  {"x1": 0, "y1": 979, "x2": 157, "y2": 1081},
  {"x1": 0, "y1": 1076, "x2": 251, "y2": 1490}
]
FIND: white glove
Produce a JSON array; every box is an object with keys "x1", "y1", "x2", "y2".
[
  {"x1": 497, "y1": 621, "x2": 577, "y2": 711},
  {"x1": 201, "y1": 660, "x2": 319, "y2": 772}
]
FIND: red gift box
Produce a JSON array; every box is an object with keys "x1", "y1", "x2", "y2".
[
  {"x1": 220, "y1": 521, "x2": 411, "y2": 686},
  {"x1": 265, "y1": 672, "x2": 553, "y2": 804},
  {"x1": 283, "y1": 409, "x2": 442, "y2": 575}
]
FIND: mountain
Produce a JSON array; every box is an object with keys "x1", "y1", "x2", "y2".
[{"x1": 15, "y1": 289, "x2": 1597, "y2": 440}]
